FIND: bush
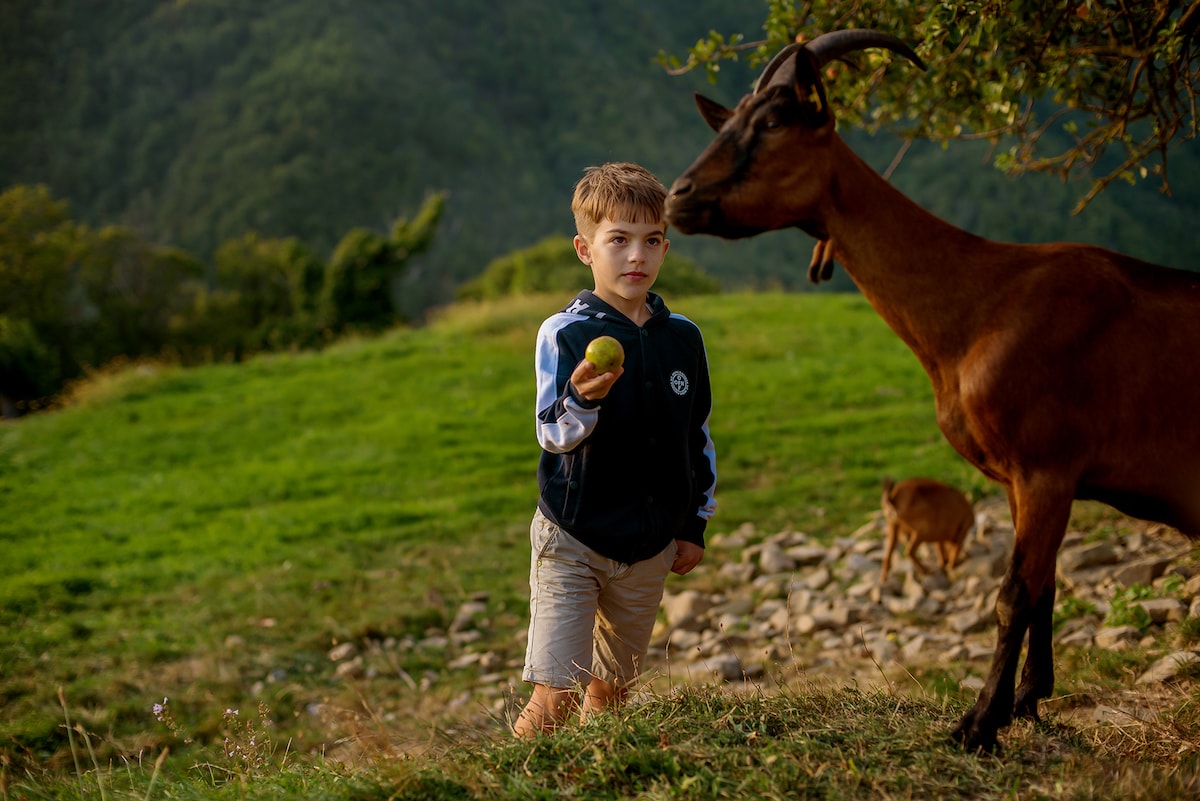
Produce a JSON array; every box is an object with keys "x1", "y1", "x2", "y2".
[{"x1": 0, "y1": 315, "x2": 59, "y2": 416}]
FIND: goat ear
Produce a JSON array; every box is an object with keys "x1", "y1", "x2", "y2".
[
  {"x1": 791, "y1": 52, "x2": 832, "y2": 127},
  {"x1": 694, "y1": 93, "x2": 732, "y2": 132}
]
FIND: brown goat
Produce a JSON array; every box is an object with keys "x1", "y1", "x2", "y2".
[
  {"x1": 663, "y1": 30, "x2": 1200, "y2": 753},
  {"x1": 879, "y1": 477, "x2": 974, "y2": 584}
]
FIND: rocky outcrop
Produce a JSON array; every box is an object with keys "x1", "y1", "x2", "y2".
[
  {"x1": 330, "y1": 498, "x2": 1199, "y2": 729},
  {"x1": 643, "y1": 499, "x2": 1199, "y2": 725}
]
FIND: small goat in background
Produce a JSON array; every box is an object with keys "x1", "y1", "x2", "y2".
[{"x1": 879, "y1": 477, "x2": 975, "y2": 584}]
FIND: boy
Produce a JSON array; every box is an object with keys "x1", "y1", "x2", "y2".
[{"x1": 513, "y1": 162, "x2": 717, "y2": 737}]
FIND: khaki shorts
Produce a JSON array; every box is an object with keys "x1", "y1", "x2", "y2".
[{"x1": 522, "y1": 508, "x2": 677, "y2": 690}]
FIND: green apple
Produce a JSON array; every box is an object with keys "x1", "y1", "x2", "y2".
[{"x1": 585, "y1": 336, "x2": 624, "y2": 374}]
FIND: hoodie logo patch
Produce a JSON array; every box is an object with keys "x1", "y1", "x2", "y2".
[{"x1": 669, "y1": 370, "x2": 689, "y2": 396}]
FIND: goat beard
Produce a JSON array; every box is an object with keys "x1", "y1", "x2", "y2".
[{"x1": 808, "y1": 238, "x2": 837, "y2": 283}]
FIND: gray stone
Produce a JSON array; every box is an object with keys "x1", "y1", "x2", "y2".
[
  {"x1": 861, "y1": 636, "x2": 899, "y2": 664},
  {"x1": 754, "y1": 598, "x2": 787, "y2": 621},
  {"x1": 939, "y1": 644, "x2": 970, "y2": 663},
  {"x1": 900, "y1": 635, "x2": 927, "y2": 661},
  {"x1": 447, "y1": 652, "x2": 481, "y2": 670},
  {"x1": 710, "y1": 596, "x2": 756, "y2": 619},
  {"x1": 1058, "y1": 623, "x2": 1097, "y2": 649},
  {"x1": 845, "y1": 580, "x2": 877, "y2": 598},
  {"x1": 328, "y1": 642, "x2": 357, "y2": 662},
  {"x1": 884, "y1": 595, "x2": 921, "y2": 615},
  {"x1": 802, "y1": 566, "x2": 833, "y2": 591},
  {"x1": 965, "y1": 643, "x2": 994, "y2": 661},
  {"x1": 1093, "y1": 625, "x2": 1142, "y2": 649},
  {"x1": 1088, "y1": 704, "x2": 1158, "y2": 724},
  {"x1": 793, "y1": 609, "x2": 849, "y2": 634},
  {"x1": 449, "y1": 600, "x2": 489, "y2": 633},
  {"x1": 698, "y1": 654, "x2": 745, "y2": 682},
  {"x1": 717, "y1": 561, "x2": 757, "y2": 583},
  {"x1": 713, "y1": 613, "x2": 749, "y2": 634},
  {"x1": 1136, "y1": 651, "x2": 1200, "y2": 684},
  {"x1": 1112, "y1": 557, "x2": 1173, "y2": 588},
  {"x1": 1132, "y1": 597, "x2": 1186, "y2": 624},
  {"x1": 665, "y1": 629, "x2": 702, "y2": 654},
  {"x1": 947, "y1": 608, "x2": 994, "y2": 634},
  {"x1": 787, "y1": 545, "x2": 830, "y2": 566},
  {"x1": 1058, "y1": 541, "x2": 1122, "y2": 573},
  {"x1": 334, "y1": 656, "x2": 364, "y2": 678},
  {"x1": 662, "y1": 590, "x2": 712, "y2": 630},
  {"x1": 759, "y1": 544, "x2": 796, "y2": 574}
]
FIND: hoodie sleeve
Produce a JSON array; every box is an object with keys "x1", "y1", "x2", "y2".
[{"x1": 534, "y1": 315, "x2": 599, "y2": 454}]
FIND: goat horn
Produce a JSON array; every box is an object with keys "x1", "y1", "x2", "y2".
[
  {"x1": 754, "y1": 30, "x2": 926, "y2": 93},
  {"x1": 806, "y1": 29, "x2": 926, "y2": 71},
  {"x1": 753, "y1": 42, "x2": 807, "y2": 93}
]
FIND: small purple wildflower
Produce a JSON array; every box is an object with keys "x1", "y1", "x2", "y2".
[{"x1": 152, "y1": 697, "x2": 168, "y2": 721}]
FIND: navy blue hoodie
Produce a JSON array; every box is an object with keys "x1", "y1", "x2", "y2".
[{"x1": 535, "y1": 290, "x2": 717, "y2": 564}]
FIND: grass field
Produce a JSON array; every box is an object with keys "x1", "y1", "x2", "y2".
[{"x1": 3, "y1": 292, "x2": 1195, "y2": 800}]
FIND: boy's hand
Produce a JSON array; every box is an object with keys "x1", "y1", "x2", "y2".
[
  {"x1": 671, "y1": 540, "x2": 704, "y2": 575},
  {"x1": 570, "y1": 358, "x2": 623, "y2": 402}
]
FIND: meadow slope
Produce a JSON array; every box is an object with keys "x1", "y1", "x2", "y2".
[{"x1": 3, "y1": 292, "x2": 1196, "y2": 800}]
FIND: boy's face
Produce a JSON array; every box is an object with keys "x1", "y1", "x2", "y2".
[{"x1": 574, "y1": 216, "x2": 669, "y2": 311}]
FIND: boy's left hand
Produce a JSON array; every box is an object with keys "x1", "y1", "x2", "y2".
[{"x1": 671, "y1": 540, "x2": 704, "y2": 575}]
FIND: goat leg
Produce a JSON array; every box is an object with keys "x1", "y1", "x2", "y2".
[
  {"x1": 951, "y1": 482, "x2": 1070, "y2": 752},
  {"x1": 880, "y1": 520, "x2": 899, "y2": 583},
  {"x1": 950, "y1": 562, "x2": 1028, "y2": 752},
  {"x1": 936, "y1": 541, "x2": 953, "y2": 572},
  {"x1": 905, "y1": 535, "x2": 929, "y2": 575},
  {"x1": 1014, "y1": 586, "x2": 1057, "y2": 720}
]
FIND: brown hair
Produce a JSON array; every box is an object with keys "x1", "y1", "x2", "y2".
[{"x1": 571, "y1": 162, "x2": 668, "y2": 239}]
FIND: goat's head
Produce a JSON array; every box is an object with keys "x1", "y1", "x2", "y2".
[{"x1": 665, "y1": 30, "x2": 925, "y2": 242}]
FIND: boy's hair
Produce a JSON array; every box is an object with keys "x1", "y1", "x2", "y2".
[{"x1": 571, "y1": 162, "x2": 668, "y2": 239}]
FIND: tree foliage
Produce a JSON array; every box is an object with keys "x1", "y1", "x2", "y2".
[
  {"x1": 0, "y1": 185, "x2": 443, "y2": 414},
  {"x1": 661, "y1": 0, "x2": 1200, "y2": 211},
  {"x1": 194, "y1": 233, "x2": 326, "y2": 360},
  {"x1": 321, "y1": 193, "x2": 445, "y2": 333},
  {"x1": 2, "y1": 0, "x2": 1199, "y2": 310}
]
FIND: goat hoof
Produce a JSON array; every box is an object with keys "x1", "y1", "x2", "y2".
[
  {"x1": 1013, "y1": 696, "x2": 1041, "y2": 722},
  {"x1": 950, "y1": 715, "x2": 1000, "y2": 754},
  {"x1": 1014, "y1": 680, "x2": 1050, "y2": 721}
]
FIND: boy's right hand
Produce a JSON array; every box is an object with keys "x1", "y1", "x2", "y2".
[{"x1": 570, "y1": 358, "x2": 623, "y2": 402}]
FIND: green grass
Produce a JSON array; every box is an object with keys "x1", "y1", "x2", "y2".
[
  {"x1": 3, "y1": 292, "x2": 1195, "y2": 799},
  {"x1": 11, "y1": 686, "x2": 1199, "y2": 800}
]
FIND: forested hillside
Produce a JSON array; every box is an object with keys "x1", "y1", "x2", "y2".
[{"x1": 4, "y1": 0, "x2": 1199, "y2": 311}]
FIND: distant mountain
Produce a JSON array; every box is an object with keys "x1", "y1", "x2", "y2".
[{"x1": 4, "y1": 1, "x2": 1197, "y2": 315}]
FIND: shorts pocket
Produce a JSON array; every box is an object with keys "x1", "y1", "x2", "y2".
[
  {"x1": 660, "y1": 539, "x2": 679, "y2": 572},
  {"x1": 531, "y1": 509, "x2": 561, "y2": 558}
]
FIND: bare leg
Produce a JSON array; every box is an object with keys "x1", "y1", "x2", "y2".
[
  {"x1": 581, "y1": 677, "x2": 627, "y2": 722},
  {"x1": 513, "y1": 683, "x2": 578, "y2": 738}
]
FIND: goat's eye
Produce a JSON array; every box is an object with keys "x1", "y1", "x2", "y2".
[{"x1": 759, "y1": 115, "x2": 785, "y2": 133}]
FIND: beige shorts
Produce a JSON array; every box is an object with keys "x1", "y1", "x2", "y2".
[{"x1": 522, "y1": 508, "x2": 677, "y2": 690}]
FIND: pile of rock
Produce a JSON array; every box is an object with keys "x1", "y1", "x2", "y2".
[
  {"x1": 325, "y1": 498, "x2": 1199, "y2": 731},
  {"x1": 647, "y1": 499, "x2": 1200, "y2": 705}
]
